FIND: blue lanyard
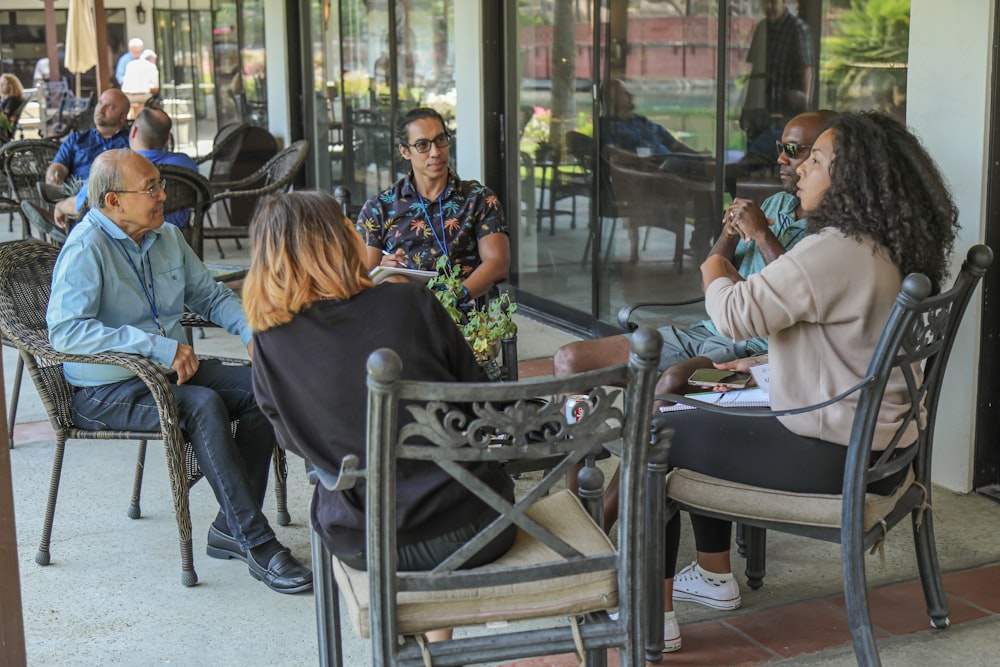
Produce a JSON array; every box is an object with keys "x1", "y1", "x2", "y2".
[
  {"x1": 99, "y1": 226, "x2": 166, "y2": 337},
  {"x1": 417, "y1": 191, "x2": 450, "y2": 264}
]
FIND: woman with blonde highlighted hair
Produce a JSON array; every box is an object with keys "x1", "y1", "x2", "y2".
[{"x1": 246, "y1": 191, "x2": 515, "y2": 629}]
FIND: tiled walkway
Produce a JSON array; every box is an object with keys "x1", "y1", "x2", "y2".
[{"x1": 501, "y1": 563, "x2": 1000, "y2": 666}]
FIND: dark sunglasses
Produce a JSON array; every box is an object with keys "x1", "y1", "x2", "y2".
[{"x1": 776, "y1": 141, "x2": 812, "y2": 159}]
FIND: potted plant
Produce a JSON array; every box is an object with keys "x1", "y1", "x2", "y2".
[{"x1": 428, "y1": 257, "x2": 517, "y2": 380}]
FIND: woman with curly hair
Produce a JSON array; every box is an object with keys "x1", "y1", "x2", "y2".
[{"x1": 656, "y1": 111, "x2": 960, "y2": 653}]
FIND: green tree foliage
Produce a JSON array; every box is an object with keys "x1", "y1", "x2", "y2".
[{"x1": 821, "y1": 0, "x2": 910, "y2": 116}]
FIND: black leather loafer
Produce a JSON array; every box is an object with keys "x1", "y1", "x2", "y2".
[
  {"x1": 206, "y1": 524, "x2": 247, "y2": 563},
  {"x1": 248, "y1": 548, "x2": 313, "y2": 594}
]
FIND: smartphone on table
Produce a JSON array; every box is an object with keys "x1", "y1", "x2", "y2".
[{"x1": 687, "y1": 368, "x2": 753, "y2": 389}]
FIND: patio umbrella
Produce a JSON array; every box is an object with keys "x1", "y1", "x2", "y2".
[{"x1": 64, "y1": 0, "x2": 98, "y2": 96}]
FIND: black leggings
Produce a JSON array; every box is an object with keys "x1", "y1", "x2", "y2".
[{"x1": 663, "y1": 411, "x2": 904, "y2": 576}]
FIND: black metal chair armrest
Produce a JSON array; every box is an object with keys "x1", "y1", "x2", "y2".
[
  {"x1": 617, "y1": 296, "x2": 707, "y2": 331},
  {"x1": 304, "y1": 455, "x2": 363, "y2": 492},
  {"x1": 655, "y1": 375, "x2": 873, "y2": 418}
]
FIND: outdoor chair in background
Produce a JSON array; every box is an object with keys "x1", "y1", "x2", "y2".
[
  {"x1": 193, "y1": 122, "x2": 253, "y2": 172},
  {"x1": 0, "y1": 138, "x2": 60, "y2": 238},
  {"x1": 202, "y1": 125, "x2": 279, "y2": 257},
  {"x1": 606, "y1": 151, "x2": 689, "y2": 268},
  {"x1": 657, "y1": 245, "x2": 993, "y2": 667},
  {"x1": 159, "y1": 164, "x2": 212, "y2": 260},
  {"x1": 205, "y1": 139, "x2": 309, "y2": 258},
  {"x1": 46, "y1": 91, "x2": 95, "y2": 140},
  {"x1": 310, "y1": 328, "x2": 669, "y2": 666},
  {"x1": 0, "y1": 239, "x2": 291, "y2": 584},
  {"x1": 537, "y1": 130, "x2": 594, "y2": 236},
  {"x1": 349, "y1": 108, "x2": 393, "y2": 191}
]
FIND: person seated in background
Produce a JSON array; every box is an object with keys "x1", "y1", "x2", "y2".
[
  {"x1": 47, "y1": 148, "x2": 312, "y2": 595},
  {"x1": 601, "y1": 78, "x2": 700, "y2": 157},
  {"x1": 355, "y1": 107, "x2": 509, "y2": 302},
  {"x1": 245, "y1": 189, "x2": 516, "y2": 642},
  {"x1": 553, "y1": 109, "x2": 838, "y2": 532},
  {"x1": 658, "y1": 110, "x2": 959, "y2": 653},
  {"x1": 0, "y1": 74, "x2": 24, "y2": 137},
  {"x1": 54, "y1": 107, "x2": 197, "y2": 230},
  {"x1": 46, "y1": 89, "x2": 130, "y2": 185}
]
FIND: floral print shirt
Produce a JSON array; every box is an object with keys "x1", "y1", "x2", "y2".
[{"x1": 356, "y1": 170, "x2": 507, "y2": 278}]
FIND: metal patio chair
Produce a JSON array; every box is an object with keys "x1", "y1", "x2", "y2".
[
  {"x1": 658, "y1": 244, "x2": 993, "y2": 666},
  {"x1": 311, "y1": 327, "x2": 670, "y2": 666}
]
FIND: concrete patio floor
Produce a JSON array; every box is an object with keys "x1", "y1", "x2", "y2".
[{"x1": 5, "y1": 230, "x2": 1000, "y2": 666}]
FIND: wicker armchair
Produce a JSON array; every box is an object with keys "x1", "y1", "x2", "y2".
[
  {"x1": 158, "y1": 164, "x2": 212, "y2": 260},
  {"x1": 0, "y1": 239, "x2": 286, "y2": 585},
  {"x1": 205, "y1": 139, "x2": 309, "y2": 258},
  {"x1": 0, "y1": 138, "x2": 60, "y2": 238}
]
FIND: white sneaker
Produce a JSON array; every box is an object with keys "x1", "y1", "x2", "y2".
[
  {"x1": 607, "y1": 610, "x2": 682, "y2": 653},
  {"x1": 672, "y1": 561, "x2": 742, "y2": 610},
  {"x1": 663, "y1": 611, "x2": 682, "y2": 653}
]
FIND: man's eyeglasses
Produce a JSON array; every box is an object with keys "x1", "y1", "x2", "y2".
[
  {"x1": 403, "y1": 133, "x2": 451, "y2": 154},
  {"x1": 112, "y1": 180, "x2": 166, "y2": 198},
  {"x1": 776, "y1": 141, "x2": 812, "y2": 159}
]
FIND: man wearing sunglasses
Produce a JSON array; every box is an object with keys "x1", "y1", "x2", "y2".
[
  {"x1": 357, "y1": 107, "x2": 509, "y2": 302},
  {"x1": 47, "y1": 148, "x2": 313, "y2": 595},
  {"x1": 552, "y1": 110, "x2": 838, "y2": 538},
  {"x1": 53, "y1": 108, "x2": 198, "y2": 230}
]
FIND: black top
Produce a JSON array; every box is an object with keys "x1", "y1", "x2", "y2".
[
  {"x1": 252, "y1": 282, "x2": 511, "y2": 556},
  {"x1": 0, "y1": 95, "x2": 23, "y2": 119}
]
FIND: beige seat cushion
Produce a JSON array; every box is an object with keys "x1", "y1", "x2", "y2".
[
  {"x1": 666, "y1": 465, "x2": 915, "y2": 531},
  {"x1": 332, "y1": 489, "x2": 618, "y2": 637}
]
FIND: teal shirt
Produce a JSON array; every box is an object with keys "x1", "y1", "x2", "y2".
[
  {"x1": 702, "y1": 191, "x2": 806, "y2": 351},
  {"x1": 47, "y1": 208, "x2": 252, "y2": 387}
]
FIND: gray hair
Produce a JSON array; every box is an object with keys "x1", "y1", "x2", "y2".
[{"x1": 88, "y1": 148, "x2": 136, "y2": 210}]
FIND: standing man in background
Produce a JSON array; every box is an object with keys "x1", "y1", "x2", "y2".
[{"x1": 116, "y1": 38, "x2": 144, "y2": 87}]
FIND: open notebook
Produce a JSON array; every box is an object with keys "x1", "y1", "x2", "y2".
[
  {"x1": 660, "y1": 386, "x2": 771, "y2": 412},
  {"x1": 368, "y1": 265, "x2": 438, "y2": 285}
]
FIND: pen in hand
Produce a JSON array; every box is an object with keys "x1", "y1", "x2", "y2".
[{"x1": 380, "y1": 248, "x2": 410, "y2": 268}]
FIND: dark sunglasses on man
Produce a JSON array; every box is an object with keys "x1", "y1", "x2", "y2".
[
  {"x1": 403, "y1": 133, "x2": 451, "y2": 154},
  {"x1": 776, "y1": 141, "x2": 811, "y2": 159}
]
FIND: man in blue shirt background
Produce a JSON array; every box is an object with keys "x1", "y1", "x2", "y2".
[
  {"x1": 115, "y1": 38, "x2": 144, "y2": 86},
  {"x1": 47, "y1": 148, "x2": 313, "y2": 595},
  {"x1": 46, "y1": 89, "x2": 130, "y2": 185},
  {"x1": 54, "y1": 108, "x2": 198, "y2": 230}
]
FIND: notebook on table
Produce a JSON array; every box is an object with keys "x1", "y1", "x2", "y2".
[{"x1": 659, "y1": 386, "x2": 771, "y2": 412}]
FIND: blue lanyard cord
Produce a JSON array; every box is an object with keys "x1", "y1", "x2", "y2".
[
  {"x1": 417, "y1": 191, "x2": 450, "y2": 264},
  {"x1": 98, "y1": 226, "x2": 166, "y2": 337}
]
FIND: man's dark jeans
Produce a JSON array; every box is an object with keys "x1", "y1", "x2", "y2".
[{"x1": 71, "y1": 358, "x2": 278, "y2": 550}]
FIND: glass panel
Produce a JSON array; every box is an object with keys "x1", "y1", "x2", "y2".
[
  {"x1": 505, "y1": 0, "x2": 910, "y2": 332},
  {"x1": 514, "y1": 0, "x2": 596, "y2": 319},
  {"x1": 154, "y1": 3, "x2": 212, "y2": 154},
  {"x1": 212, "y1": 1, "x2": 242, "y2": 127},
  {"x1": 329, "y1": 0, "x2": 455, "y2": 202},
  {"x1": 240, "y1": 0, "x2": 267, "y2": 126}
]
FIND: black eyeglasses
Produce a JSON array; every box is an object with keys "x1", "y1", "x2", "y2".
[
  {"x1": 403, "y1": 133, "x2": 451, "y2": 154},
  {"x1": 112, "y1": 180, "x2": 166, "y2": 198},
  {"x1": 776, "y1": 141, "x2": 812, "y2": 159}
]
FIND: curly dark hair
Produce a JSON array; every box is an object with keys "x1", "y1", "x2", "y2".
[{"x1": 806, "y1": 111, "x2": 960, "y2": 292}]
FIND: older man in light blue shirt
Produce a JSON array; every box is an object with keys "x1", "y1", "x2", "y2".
[{"x1": 47, "y1": 148, "x2": 312, "y2": 595}]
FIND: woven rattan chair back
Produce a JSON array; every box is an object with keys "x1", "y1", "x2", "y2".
[
  {"x1": 0, "y1": 139, "x2": 60, "y2": 234},
  {"x1": 158, "y1": 165, "x2": 212, "y2": 259},
  {"x1": 205, "y1": 140, "x2": 310, "y2": 257}
]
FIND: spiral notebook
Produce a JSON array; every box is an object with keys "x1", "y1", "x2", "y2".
[{"x1": 659, "y1": 387, "x2": 771, "y2": 412}]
